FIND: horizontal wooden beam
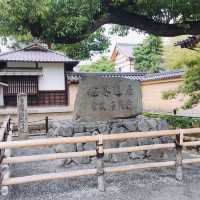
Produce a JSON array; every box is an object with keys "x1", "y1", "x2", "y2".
[
  {"x1": 2, "y1": 168, "x2": 97, "y2": 186},
  {"x1": 183, "y1": 141, "x2": 200, "y2": 147},
  {"x1": 3, "y1": 157, "x2": 200, "y2": 186},
  {"x1": 105, "y1": 143, "x2": 175, "y2": 154},
  {"x1": 2, "y1": 143, "x2": 175, "y2": 164},
  {"x1": 0, "y1": 127, "x2": 200, "y2": 150},
  {"x1": 105, "y1": 161, "x2": 176, "y2": 174},
  {"x1": 2, "y1": 150, "x2": 97, "y2": 164}
]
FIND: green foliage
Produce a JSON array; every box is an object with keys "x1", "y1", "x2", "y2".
[
  {"x1": 0, "y1": 0, "x2": 101, "y2": 42},
  {"x1": 163, "y1": 36, "x2": 200, "y2": 70},
  {"x1": 134, "y1": 35, "x2": 163, "y2": 73},
  {"x1": 1, "y1": 1, "x2": 200, "y2": 43},
  {"x1": 163, "y1": 61, "x2": 200, "y2": 109},
  {"x1": 54, "y1": 28, "x2": 110, "y2": 60},
  {"x1": 80, "y1": 57, "x2": 115, "y2": 72},
  {"x1": 162, "y1": 89, "x2": 179, "y2": 100},
  {"x1": 144, "y1": 113, "x2": 200, "y2": 129}
]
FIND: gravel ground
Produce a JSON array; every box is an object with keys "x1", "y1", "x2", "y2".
[{"x1": 2, "y1": 137, "x2": 200, "y2": 200}]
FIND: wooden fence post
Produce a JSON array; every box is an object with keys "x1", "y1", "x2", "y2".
[
  {"x1": 45, "y1": 116, "x2": 48, "y2": 134},
  {"x1": 0, "y1": 125, "x2": 12, "y2": 196},
  {"x1": 96, "y1": 134, "x2": 105, "y2": 192},
  {"x1": 175, "y1": 131, "x2": 183, "y2": 181}
]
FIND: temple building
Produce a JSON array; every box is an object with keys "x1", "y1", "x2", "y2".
[
  {"x1": 111, "y1": 43, "x2": 136, "y2": 72},
  {"x1": 0, "y1": 44, "x2": 79, "y2": 106}
]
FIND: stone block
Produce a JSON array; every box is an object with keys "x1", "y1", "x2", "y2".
[
  {"x1": 138, "y1": 118, "x2": 150, "y2": 132},
  {"x1": 73, "y1": 77, "x2": 143, "y2": 122}
]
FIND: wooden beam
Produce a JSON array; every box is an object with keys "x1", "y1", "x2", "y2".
[
  {"x1": 2, "y1": 143, "x2": 175, "y2": 164},
  {"x1": 2, "y1": 168, "x2": 97, "y2": 186},
  {"x1": 0, "y1": 127, "x2": 200, "y2": 150},
  {"x1": 2, "y1": 150, "x2": 97, "y2": 164}
]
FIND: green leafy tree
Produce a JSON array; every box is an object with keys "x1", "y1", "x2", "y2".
[
  {"x1": 80, "y1": 57, "x2": 115, "y2": 72},
  {"x1": 1, "y1": 1, "x2": 200, "y2": 44},
  {"x1": 162, "y1": 60, "x2": 200, "y2": 109},
  {"x1": 163, "y1": 36, "x2": 200, "y2": 70},
  {"x1": 134, "y1": 35, "x2": 163, "y2": 73},
  {"x1": 54, "y1": 28, "x2": 110, "y2": 60},
  {"x1": 2, "y1": 28, "x2": 110, "y2": 60}
]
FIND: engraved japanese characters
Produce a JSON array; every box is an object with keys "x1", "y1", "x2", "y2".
[{"x1": 73, "y1": 77, "x2": 143, "y2": 122}]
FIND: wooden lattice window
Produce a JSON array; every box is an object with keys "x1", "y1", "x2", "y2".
[{"x1": 4, "y1": 76, "x2": 38, "y2": 95}]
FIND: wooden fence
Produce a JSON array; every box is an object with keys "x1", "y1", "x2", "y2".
[
  {"x1": 0, "y1": 116, "x2": 12, "y2": 196},
  {"x1": 1, "y1": 124, "x2": 200, "y2": 195}
]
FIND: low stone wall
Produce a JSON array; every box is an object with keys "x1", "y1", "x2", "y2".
[{"x1": 48, "y1": 115, "x2": 174, "y2": 165}]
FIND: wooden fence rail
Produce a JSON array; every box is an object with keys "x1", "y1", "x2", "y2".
[{"x1": 1, "y1": 126, "x2": 200, "y2": 195}]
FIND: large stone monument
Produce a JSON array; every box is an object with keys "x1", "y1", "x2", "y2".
[{"x1": 73, "y1": 76, "x2": 143, "y2": 122}]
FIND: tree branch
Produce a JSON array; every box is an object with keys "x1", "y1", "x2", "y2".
[
  {"x1": 39, "y1": 6, "x2": 200, "y2": 44},
  {"x1": 108, "y1": 8, "x2": 200, "y2": 37}
]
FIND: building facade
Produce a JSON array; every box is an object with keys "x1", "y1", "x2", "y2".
[
  {"x1": 111, "y1": 43, "x2": 136, "y2": 72},
  {"x1": 0, "y1": 44, "x2": 78, "y2": 106}
]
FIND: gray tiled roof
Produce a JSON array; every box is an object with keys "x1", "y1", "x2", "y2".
[
  {"x1": 0, "y1": 44, "x2": 79, "y2": 64},
  {"x1": 141, "y1": 70, "x2": 183, "y2": 81},
  {"x1": 114, "y1": 43, "x2": 137, "y2": 58},
  {"x1": 66, "y1": 70, "x2": 183, "y2": 83}
]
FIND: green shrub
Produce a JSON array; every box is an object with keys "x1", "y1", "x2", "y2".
[{"x1": 144, "y1": 112, "x2": 200, "y2": 129}]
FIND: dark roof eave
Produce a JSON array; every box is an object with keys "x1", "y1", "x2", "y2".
[{"x1": 0, "y1": 60, "x2": 79, "y2": 63}]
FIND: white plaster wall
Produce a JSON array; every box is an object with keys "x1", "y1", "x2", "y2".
[
  {"x1": 7, "y1": 62, "x2": 36, "y2": 68},
  {"x1": 0, "y1": 87, "x2": 4, "y2": 106},
  {"x1": 38, "y1": 63, "x2": 65, "y2": 91},
  {"x1": 114, "y1": 54, "x2": 135, "y2": 72}
]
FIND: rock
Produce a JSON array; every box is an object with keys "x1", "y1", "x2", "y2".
[
  {"x1": 158, "y1": 120, "x2": 169, "y2": 130},
  {"x1": 73, "y1": 77, "x2": 143, "y2": 122},
  {"x1": 74, "y1": 132, "x2": 91, "y2": 137},
  {"x1": 84, "y1": 122, "x2": 97, "y2": 132},
  {"x1": 138, "y1": 138, "x2": 153, "y2": 146},
  {"x1": 47, "y1": 128, "x2": 55, "y2": 137},
  {"x1": 98, "y1": 124, "x2": 109, "y2": 134},
  {"x1": 53, "y1": 122, "x2": 73, "y2": 137},
  {"x1": 147, "y1": 118, "x2": 158, "y2": 130},
  {"x1": 74, "y1": 157, "x2": 91, "y2": 164},
  {"x1": 51, "y1": 121, "x2": 61, "y2": 130},
  {"x1": 119, "y1": 140, "x2": 138, "y2": 148},
  {"x1": 76, "y1": 143, "x2": 84, "y2": 152},
  {"x1": 129, "y1": 152, "x2": 145, "y2": 160},
  {"x1": 153, "y1": 138, "x2": 161, "y2": 144},
  {"x1": 103, "y1": 141, "x2": 118, "y2": 162},
  {"x1": 53, "y1": 143, "x2": 76, "y2": 153},
  {"x1": 123, "y1": 120, "x2": 138, "y2": 131},
  {"x1": 160, "y1": 136, "x2": 174, "y2": 143},
  {"x1": 111, "y1": 153, "x2": 129, "y2": 162},
  {"x1": 73, "y1": 123, "x2": 85, "y2": 133},
  {"x1": 92, "y1": 131, "x2": 99, "y2": 136},
  {"x1": 84, "y1": 142, "x2": 96, "y2": 151},
  {"x1": 138, "y1": 118, "x2": 150, "y2": 132},
  {"x1": 110, "y1": 126, "x2": 126, "y2": 134}
]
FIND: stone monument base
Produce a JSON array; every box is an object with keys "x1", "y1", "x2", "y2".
[{"x1": 48, "y1": 115, "x2": 175, "y2": 165}]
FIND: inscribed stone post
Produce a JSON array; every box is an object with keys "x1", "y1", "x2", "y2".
[{"x1": 17, "y1": 93, "x2": 28, "y2": 139}]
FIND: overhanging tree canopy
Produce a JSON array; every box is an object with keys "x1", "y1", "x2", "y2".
[{"x1": 1, "y1": 0, "x2": 200, "y2": 44}]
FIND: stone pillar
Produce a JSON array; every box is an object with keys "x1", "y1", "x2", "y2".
[{"x1": 17, "y1": 93, "x2": 28, "y2": 139}]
